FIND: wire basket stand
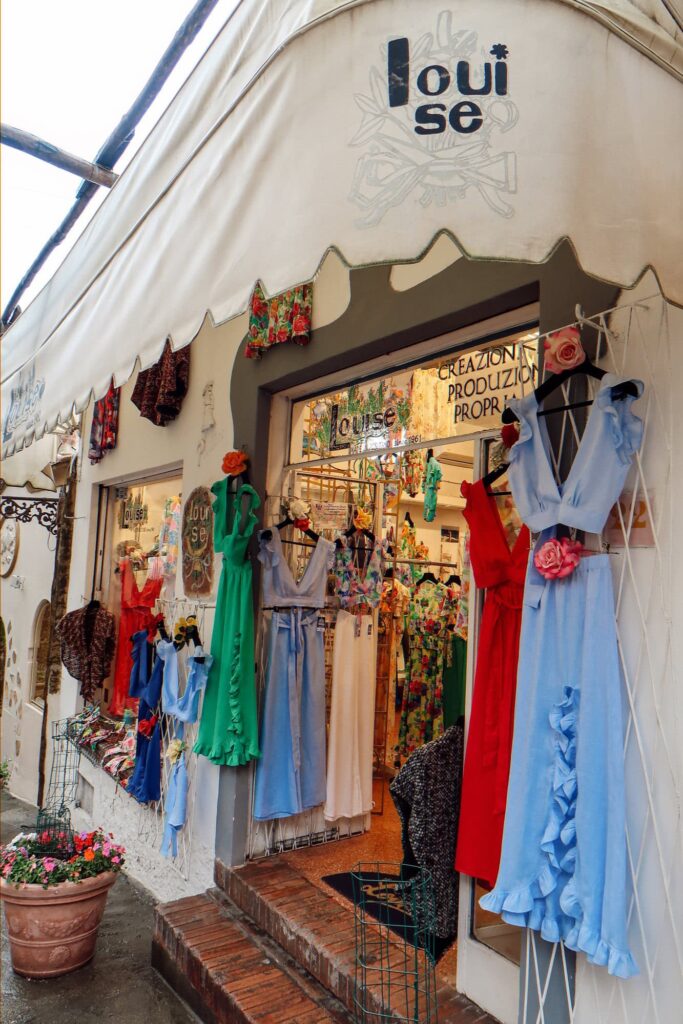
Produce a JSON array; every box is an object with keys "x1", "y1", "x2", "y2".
[
  {"x1": 35, "y1": 718, "x2": 82, "y2": 849},
  {"x1": 352, "y1": 861, "x2": 438, "y2": 1024}
]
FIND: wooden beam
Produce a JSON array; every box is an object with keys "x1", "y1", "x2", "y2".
[{"x1": 1, "y1": 123, "x2": 118, "y2": 187}]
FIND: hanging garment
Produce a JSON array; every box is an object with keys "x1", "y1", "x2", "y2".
[
  {"x1": 325, "y1": 539, "x2": 387, "y2": 820},
  {"x1": 397, "y1": 580, "x2": 457, "y2": 762},
  {"x1": 442, "y1": 634, "x2": 467, "y2": 728},
  {"x1": 161, "y1": 753, "x2": 188, "y2": 858},
  {"x1": 158, "y1": 496, "x2": 182, "y2": 577},
  {"x1": 325, "y1": 609, "x2": 376, "y2": 821},
  {"x1": 390, "y1": 724, "x2": 464, "y2": 939},
  {"x1": 57, "y1": 602, "x2": 117, "y2": 703},
  {"x1": 422, "y1": 455, "x2": 443, "y2": 523},
  {"x1": 161, "y1": 644, "x2": 213, "y2": 724},
  {"x1": 481, "y1": 375, "x2": 643, "y2": 979},
  {"x1": 455, "y1": 480, "x2": 530, "y2": 888},
  {"x1": 88, "y1": 381, "x2": 120, "y2": 464},
  {"x1": 194, "y1": 480, "x2": 261, "y2": 766},
  {"x1": 110, "y1": 559, "x2": 163, "y2": 716},
  {"x1": 400, "y1": 449, "x2": 425, "y2": 498},
  {"x1": 131, "y1": 340, "x2": 191, "y2": 426},
  {"x1": 159, "y1": 644, "x2": 212, "y2": 856},
  {"x1": 253, "y1": 531, "x2": 336, "y2": 820},
  {"x1": 245, "y1": 281, "x2": 312, "y2": 359},
  {"x1": 453, "y1": 533, "x2": 471, "y2": 640},
  {"x1": 376, "y1": 579, "x2": 410, "y2": 753},
  {"x1": 127, "y1": 645, "x2": 165, "y2": 804},
  {"x1": 128, "y1": 630, "x2": 152, "y2": 699}
]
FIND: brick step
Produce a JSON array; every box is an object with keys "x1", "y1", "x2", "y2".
[
  {"x1": 217, "y1": 858, "x2": 498, "y2": 1024},
  {"x1": 153, "y1": 891, "x2": 353, "y2": 1024}
]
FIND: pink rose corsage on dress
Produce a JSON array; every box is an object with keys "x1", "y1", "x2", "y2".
[{"x1": 534, "y1": 537, "x2": 584, "y2": 580}]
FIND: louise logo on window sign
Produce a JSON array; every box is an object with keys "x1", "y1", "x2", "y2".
[{"x1": 388, "y1": 37, "x2": 510, "y2": 135}]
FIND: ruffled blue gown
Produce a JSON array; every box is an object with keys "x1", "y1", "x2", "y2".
[{"x1": 481, "y1": 374, "x2": 643, "y2": 979}]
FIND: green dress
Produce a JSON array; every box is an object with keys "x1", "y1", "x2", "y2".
[{"x1": 194, "y1": 479, "x2": 261, "y2": 766}]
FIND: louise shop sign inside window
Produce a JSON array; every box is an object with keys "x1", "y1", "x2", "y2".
[{"x1": 387, "y1": 36, "x2": 510, "y2": 135}]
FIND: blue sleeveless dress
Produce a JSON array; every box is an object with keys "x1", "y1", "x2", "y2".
[{"x1": 481, "y1": 374, "x2": 643, "y2": 979}]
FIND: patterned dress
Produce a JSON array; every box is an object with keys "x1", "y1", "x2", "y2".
[
  {"x1": 397, "y1": 580, "x2": 457, "y2": 761},
  {"x1": 376, "y1": 579, "x2": 410, "y2": 755}
]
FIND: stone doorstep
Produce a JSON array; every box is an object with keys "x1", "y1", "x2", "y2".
[
  {"x1": 217, "y1": 858, "x2": 499, "y2": 1024},
  {"x1": 153, "y1": 890, "x2": 353, "y2": 1024}
]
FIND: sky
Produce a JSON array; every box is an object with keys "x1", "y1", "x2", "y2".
[{"x1": 1, "y1": 0, "x2": 234, "y2": 313}]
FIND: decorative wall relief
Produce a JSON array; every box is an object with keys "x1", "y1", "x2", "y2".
[{"x1": 181, "y1": 487, "x2": 214, "y2": 597}]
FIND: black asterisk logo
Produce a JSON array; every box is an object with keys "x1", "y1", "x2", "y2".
[{"x1": 490, "y1": 43, "x2": 509, "y2": 60}]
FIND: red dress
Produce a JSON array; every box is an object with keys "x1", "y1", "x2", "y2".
[
  {"x1": 454, "y1": 479, "x2": 530, "y2": 888},
  {"x1": 109, "y1": 559, "x2": 163, "y2": 716}
]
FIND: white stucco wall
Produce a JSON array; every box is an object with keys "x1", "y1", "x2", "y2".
[
  {"x1": 52, "y1": 310, "x2": 247, "y2": 900},
  {"x1": 1, "y1": 485, "x2": 57, "y2": 805}
]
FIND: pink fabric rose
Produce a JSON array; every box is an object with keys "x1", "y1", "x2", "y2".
[
  {"x1": 534, "y1": 537, "x2": 583, "y2": 580},
  {"x1": 543, "y1": 327, "x2": 586, "y2": 375}
]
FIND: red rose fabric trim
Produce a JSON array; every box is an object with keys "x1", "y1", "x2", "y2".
[{"x1": 245, "y1": 281, "x2": 312, "y2": 359}]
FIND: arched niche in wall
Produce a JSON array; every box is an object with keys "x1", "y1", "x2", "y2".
[{"x1": 29, "y1": 601, "x2": 52, "y2": 706}]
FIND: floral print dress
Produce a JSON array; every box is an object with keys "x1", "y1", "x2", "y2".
[{"x1": 397, "y1": 580, "x2": 457, "y2": 762}]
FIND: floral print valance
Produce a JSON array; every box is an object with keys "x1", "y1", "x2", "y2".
[{"x1": 245, "y1": 282, "x2": 312, "y2": 359}]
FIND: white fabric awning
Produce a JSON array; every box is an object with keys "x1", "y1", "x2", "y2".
[{"x1": 3, "y1": 0, "x2": 682, "y2": 456}]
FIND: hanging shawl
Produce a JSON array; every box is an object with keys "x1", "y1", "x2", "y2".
[
  {"x1": 389, "y1": 724, "x2": 464, "y2": 939},
  {"x1": 57, "y1": 602, "x2": 116, "y2": 702},
  {"x1": 88, "y1": 381, "x2": 120, "y2": 463},
  {"x1": 131, "y1": 340, "x2": 191, "y2": 426}
]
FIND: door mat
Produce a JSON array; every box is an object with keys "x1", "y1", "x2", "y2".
[{"x1": 321, "y1": 870, "x2": 455, "y2": 963}]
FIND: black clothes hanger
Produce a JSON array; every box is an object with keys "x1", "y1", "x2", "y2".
[
  {"x1": 156, "y1": 619, "x2": 171, "y2": 642},
  {"x1": 480, "y1": 462, "x2": 512, "y2": 496},
  {"x1": 404, "y1": 511, "x2": 414, "y2": 528},
  {"x1": 502, "y1": 360, "x2": 639, "y2": 424},
  {"x1": 446, "y1": 573, "x2": 461, "y2": 587},
  {"x1": 262, "y1": 514, "x2": 320, "y2": 544},
  {"x1": 482, "y1": 463, "x2": 508, "y2": 488},
  {"x1": 185, "y1": 622, "x2": 205, "y2": 663},
  {"x1": 427, "y1": 448, "x2": 434, "y2": 461},
  {"x1": 416, "y1": 570, "x2": 439, "y2": 588},
  {"x1": 384, "y1": 566, "x2": 394, "y2": 579},
  {"x1": 344, "y1": 523, "x2": 376, "y2": 545}
]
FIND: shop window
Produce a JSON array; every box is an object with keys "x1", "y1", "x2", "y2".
[
  {"x1": 100, "y1": 474, "x2": 183, "y2": 714},
  {"x1": 251, "y1": 321, "x2": 539, "y2": 979},
  {"x1": 30, "y1": 601, "x2": 52, "y2": 705}
]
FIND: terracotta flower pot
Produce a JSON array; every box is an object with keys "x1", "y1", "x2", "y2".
[{"x1": 1, "y1": 870, "x2": 117, "y2": 978}]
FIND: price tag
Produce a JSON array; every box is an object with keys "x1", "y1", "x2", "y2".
[{"x1": 604, "y1": 491, "x2": 655, "y2": 548}]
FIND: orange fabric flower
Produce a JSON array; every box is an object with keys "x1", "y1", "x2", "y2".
[
  {"x1": 83, "y1": 848, "x2": 95, "y2": 862},
  {"x1": 222, "y1": 450, "x2": 248, "y2": 477}
]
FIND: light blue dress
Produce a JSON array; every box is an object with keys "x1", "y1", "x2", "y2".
[
  {"x1": 253, "y1": 530, "x2": 336, "y2": 820},
  {"x1": 481, "y1": 375, "x2": 643, "y2": 979},
  {"x1": 158, "y1": 642, "x2": 213, "y2": 857}
]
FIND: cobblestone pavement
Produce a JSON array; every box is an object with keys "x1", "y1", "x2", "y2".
[{"x1": 1, "y1": 792, "x2": 198, "y2": 1024}]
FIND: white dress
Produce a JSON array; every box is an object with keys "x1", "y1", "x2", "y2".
[{"x1": 324, "y1": 539, "x2": 386, "y2": 821}]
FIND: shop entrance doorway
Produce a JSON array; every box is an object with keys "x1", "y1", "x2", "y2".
[{"x1": 248, "y1": 317, "x2": 539, "y2": 1020}]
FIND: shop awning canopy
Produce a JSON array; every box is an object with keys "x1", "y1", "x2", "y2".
[{"x1": 3, "y1": 0, "x2": 682, "y2": 456}]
